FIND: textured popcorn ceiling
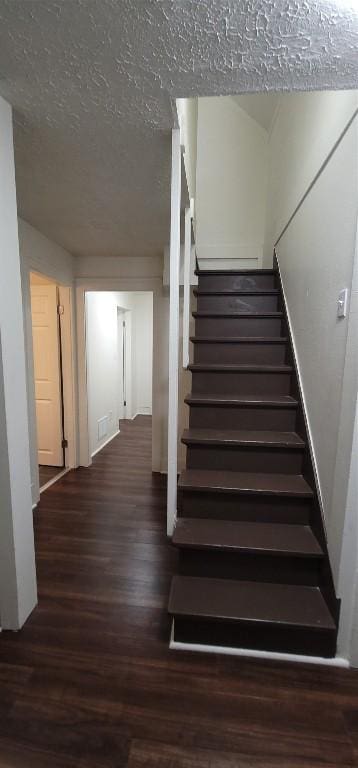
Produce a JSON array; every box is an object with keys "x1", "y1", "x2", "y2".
[{"x1": 0, "y1": 0, "x2": 356, "y2": 258}]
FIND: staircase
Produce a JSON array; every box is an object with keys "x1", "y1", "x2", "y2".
[{"x1": 168, "y1": 267, "x2": 339, "y2": 658}]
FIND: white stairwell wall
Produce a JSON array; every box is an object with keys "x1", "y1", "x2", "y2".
[{"x1": 195, "y1": 96, "x2": 268, "y2": 270}]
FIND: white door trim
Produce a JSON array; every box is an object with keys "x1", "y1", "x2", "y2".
[{"x1": 76, "y1": 278, "x2": 161, "y2": 470}]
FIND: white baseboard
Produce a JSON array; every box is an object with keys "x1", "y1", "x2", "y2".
[
  {"x1": 169, "y1": 620, "x2": 349, "y2": 668},
  {"x1": 91, "y1": 429, "x2": 120, "y2": 458},
  {"x1": 131, "y1": 410, "x2": 152, "y2": 420}
]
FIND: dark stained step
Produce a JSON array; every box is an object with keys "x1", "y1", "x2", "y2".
[
  {"x1": 195, "y1": 293, "x2": 279, "y2": 314},
  {"x1": 186, "y1": 393, "x2": 298, "y2": 431},
  {"x1": 169, "y1": 575, "x2": 336, "y2": 630},
  {"x1": 190, "y1": 337, "x2": 287, "y2": 343},
  {"x1": 182, "y1": 428, "x2": 304, "y2": 449},
  {"x1": 169, "y1": 576, "x2": 337, "y2": 656},
  {"x1": 173, "y1": 519, "x2": 323, "y2": 558},
  {"x1": 185, "y1": 393, "x2": 298, "y2": 407},
  {"x1": 179, "y1": 469, "x2": 313, "y2": 498},
  {"x1": 195, "y1": 315, "x2": 284, "y2": 337},
  {"x1": 197, "y1": 271, "x2": 277, "y2": 292},
  {"x1": 193, "y1": 311, "x2": 283, "y2": 318},
  {"x1": 184, "y1": 432, "x2": 304, "y2": 473},
  {"x1": 192, "y1": 338, "x2": 288, "y2": 365},
  {"x1": 194, "y1": 289, "x2": 280, "y2": 296},
  {"x1": 196, "y1": 269, "x2": 277, "y2": 275},
  {"x1": 189, "y1": 364, "x2": 293, "y2": 396},
  {"x1": 174, "y1": 519, "x2": 323, "y2": 584},
  {"x1": 188, "y1": 363, "x2": 292, "y2": 373}
]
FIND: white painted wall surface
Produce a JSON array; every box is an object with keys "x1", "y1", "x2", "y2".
[
  {"x1": 0, "y1": 95, "x2": 37, "y2": 628},
  {"x1": 19, "y1": 218, "x2": 75, "y2": 505},
  {"x1": 264, "y1": 90, "x2": 358, "y2": 264},
  {"x1": 177, "y1": 97, "x2": 198, "y2": 201},
  {"x1": 86, "y1": 292, "x2": 121, "y2": 456},
  {"x1": 86, "y1": 291, "x2": 153, "y2": 457},
  {"x1": 275, "y1": 116, "x2": 358, "y2": 588},
  {"x1": 131, "y1": 293, "x2": 153, "y2": 417},
  {"x1": 195, "y1": 96, "x2": 268, "y2": 269}
]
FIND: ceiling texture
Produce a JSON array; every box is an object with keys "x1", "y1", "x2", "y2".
[{"x1": 0, "y1": 0, "x2": 356, "y2": 259}]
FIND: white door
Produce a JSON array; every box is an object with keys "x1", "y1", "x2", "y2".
[{"x1": 31, "y1": 284, "x2": 63, "y2": 466}]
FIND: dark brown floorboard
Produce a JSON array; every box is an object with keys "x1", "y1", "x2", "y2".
[
  {"x1": 0, "y1": 415, "x2": 358, "y2": 766},
  {"x1": 39, "y1": 465, "x2": 64, "y2": 489}
]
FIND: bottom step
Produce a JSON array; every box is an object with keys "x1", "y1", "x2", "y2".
[{"x1": 169, "y1": 576, "x2": 337, "y2": 658}]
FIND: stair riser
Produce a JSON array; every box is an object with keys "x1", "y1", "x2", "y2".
[
  {"x1": 195, "y1": 317, "x2": 283, "y2": 337},
  {"x1": 193, "y1": 342, "x2": 287, "y2": 365},
  {"x1": 191, "y1": 371, "x2": 292, "y2": 395},
  {"x1": 178, "y1": 550, "x2": 321, "y2": 586},
  {"x1": 198, "y1": 274, "x2": 276, "y2": 291},
  {"x1": 196, "y1": 295, "x2": 279, "y2": 313},
  {"x1": 189, "y1": 406, "x2": 297, "y2": 431},
  {"x1": 173, "y1": 618, "x2": 337, "y2": 657},
  {"x1": 185, "y1": 445, "x2": 304, "y2": 474},
  {"x1": 179, "y1": 491, "x2": 311, "y2": 524}
]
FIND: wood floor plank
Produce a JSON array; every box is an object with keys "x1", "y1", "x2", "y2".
[{"x1": 0, "y1": 416, "x2": 356, "y2": 767}]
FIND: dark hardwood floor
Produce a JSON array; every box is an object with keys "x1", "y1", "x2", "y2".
[
  {"x1": 1, "y1": 415, "x2": 358, "y2": 767},
  {"x1": 39, "y1": 465, "x2": 64, "y2": 489}
]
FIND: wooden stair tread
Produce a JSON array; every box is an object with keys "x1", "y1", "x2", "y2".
[
  {"x1": 185, "y1": 393, "x2": 298, "y2": 408},
  {"x1": 194, "y1": 289, "x2": 279, "y2": 296},
  {"x1": 173, "y1": 519, "x2": 323, "y2": 557},
  {"x1": 190, "y1": 336, "x2": 287, "y2": 344},
  {"x1": 179, "y1": 469, "x2": 314, "y2": 497},
  {"x1": 195, "y1": 269, "x2": 276, "y2": 276},
  {"x1": 169, "y1": 576, "x2": 336, "y2": 631},
  {"x1": 188, "y1": 363, "x2": 293, "y2": 373},
  {"x1": 193, "y1": 311, "x2": 283, "y2": 318},
  {"x1": 182, "y1": 428, "x2": 305, "y2": 448}
]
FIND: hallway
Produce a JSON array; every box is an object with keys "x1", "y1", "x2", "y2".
[{"x1": 0, "y1": 416, "x2": 358, "y2": 767}]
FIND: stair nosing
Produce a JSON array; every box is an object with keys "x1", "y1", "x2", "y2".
[
  {"x1": 184, "y1": 393, "x2": 299, "y2": 408},
  {"x1": 188, "y1": 363, "x2": 293, "y2": 373},
  {"x1": 190, "y1": 336, "x2": 287, "y2": 344},
  {"x1": 172, "y1": 520, "x2": 324, "y2": 558},
  {"x1": 169, "y1": 576, "x2": 336, "y2": 632},
  {"x1": 195, "y1": 269, "x2": 276, "y2": 276},
  {"x1": 194, "y1": 289, "x2": 279, "y2": 296},
  {"x1": 193, "y1": 311, "x2": 283, "y2": 318},
  {"x1": 178, "y1": 469, "x2": 314, "y2": 498},
  {"x1": 181, "y1": 428, "x2": 305, "y2": 450}
]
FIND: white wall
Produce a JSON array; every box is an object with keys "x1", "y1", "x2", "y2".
[
  {"x1": 130, "y1": 293, "x2": 153, "y2": 417},
  {"x1": 0, "y1": 95, "x2": 37, "y2": 628},
  {"x1": 275, "y1": 114, "x2": 358, "y2": 593},
  {"x1": 86, "y1": 291, "x2": 153, "y2": 457},
  {"x1": 264, "y1": 90, "x2": 358, "y2": 264},
  {"x1": 19, "y1": 218, "x2": 75, "y2": 505},
  {"x1": 86, "y1": 292, "x2": 121, "y2": 456},
  {"x1": 195, "y1": 96, "x2": 268, "y2": 269}
]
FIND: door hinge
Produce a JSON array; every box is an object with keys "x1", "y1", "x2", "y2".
[
  {"x1": 57, "y1": 305, "x2": 64, "y2": 316},
  {"x1": 62, "y1": 438, "x2": 68, "y2": 448}
]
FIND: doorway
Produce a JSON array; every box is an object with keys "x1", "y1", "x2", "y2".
[
  {"x1": 29, "y1": 271, "x2": 71, "y2": 492},
  {"x1": 85, "y1": 291, "x2": 153, "y2": 459}
]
